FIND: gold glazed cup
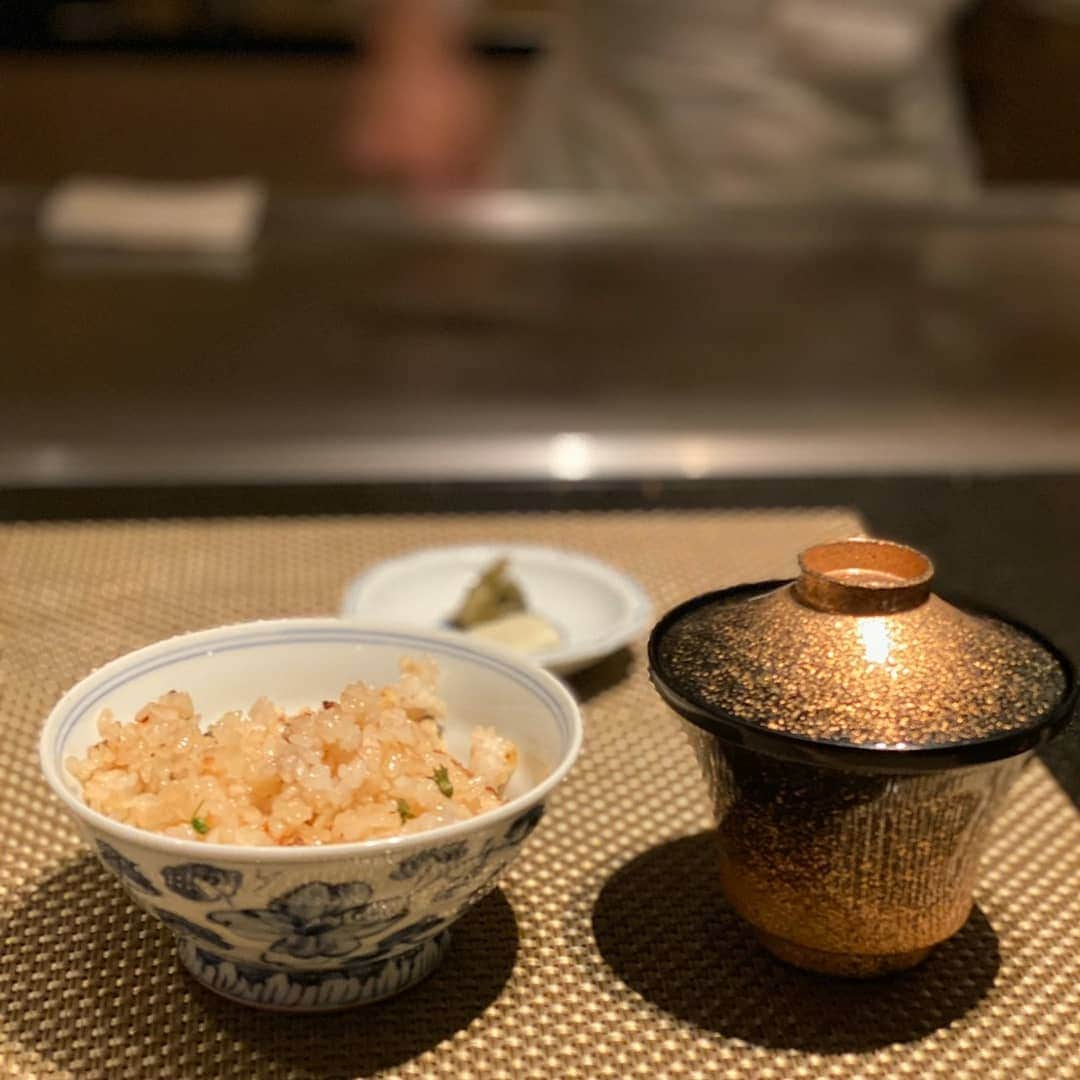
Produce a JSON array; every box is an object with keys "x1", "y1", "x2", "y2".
[{"x1": 649, "y1": 539, "x2": 1077, "y2": 977}]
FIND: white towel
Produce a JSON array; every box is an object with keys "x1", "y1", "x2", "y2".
[{"x1": 39, "y1": 177, "x2": 267, "y2": 255}]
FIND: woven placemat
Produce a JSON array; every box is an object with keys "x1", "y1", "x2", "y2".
[{"x1": 1, "y1": 510, "x2": 1077, "y2": 1079}]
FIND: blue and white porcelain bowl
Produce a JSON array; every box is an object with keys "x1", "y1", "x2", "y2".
[{"x1": 40, "y1": 619, "x2": 582, "y2": 1012}]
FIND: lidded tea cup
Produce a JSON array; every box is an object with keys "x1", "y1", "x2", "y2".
[{"x1": 649, "y1": 538, "x2": 1076, "y2": 976}]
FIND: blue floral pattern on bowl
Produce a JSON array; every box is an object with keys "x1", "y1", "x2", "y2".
[
  {"x1": 390, "y1": 842, "x2": 468, "y2": 884},
  {"x1": 96, "y1": 840, "x2": 160, "y2": 896},
  {"x1": 375, "y1": 913, "x2": 449, "y2": 953},
  {"x1": 85, "y1": 799, "x2": 547, "y2": 1008},
  {"x1": 505, "y1": 805, "x2": 544, "y2": 845},
  {"x1": 162, "y1": 863, "x2": 243, "y2": 903},
  {"x1": 153, "y1": 907, "x2": 234, "y2": 951},
  {"x1": 177, "y1": 933, "x2": 452, "y2": 1010},
  {"x1": 208, "y1": 881, "x2": 410, "y2": 964}
]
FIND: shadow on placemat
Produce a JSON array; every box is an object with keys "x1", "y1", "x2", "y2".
[
  {"x1": 1, "y1": 854, "x2": 518, "y2": 1078},
  {"x1": 568, "y1": 647, "x2": 635, "y2": 704},
  {"x1": 593, "y1": 832, "x2": 1000, "y2": 1053}
]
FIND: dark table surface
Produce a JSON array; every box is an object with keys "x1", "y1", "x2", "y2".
[{"x1": 4, "y1": 193, "x2": 1080, "y2": 487}]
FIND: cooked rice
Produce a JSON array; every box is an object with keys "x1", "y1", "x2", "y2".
[{"x1": 67, "y1": 658, "x2": 519, "y2": 846}]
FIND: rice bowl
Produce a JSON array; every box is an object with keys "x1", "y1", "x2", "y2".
[{"x1": 40, "y1": 619, "x2": 581, "y2": 1010}]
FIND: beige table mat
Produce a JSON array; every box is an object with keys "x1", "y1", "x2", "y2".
[{"x1": 0, "y1": 510, "x2": 1077, "y2": 1079}]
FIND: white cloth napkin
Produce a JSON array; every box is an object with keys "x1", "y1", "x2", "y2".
[{"x1": 39, "y1": 177, "x2": 267, "y2": 254}]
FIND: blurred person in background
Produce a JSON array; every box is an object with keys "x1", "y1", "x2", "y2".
[{"x1": 347, "y1": 0, "x2": 974, "y2": 199}]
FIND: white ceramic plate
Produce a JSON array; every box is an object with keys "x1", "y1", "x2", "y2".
[{"x1": 341, "y1": 544, "x2": 652, "y2": 676}]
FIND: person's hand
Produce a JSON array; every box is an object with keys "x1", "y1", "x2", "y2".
[{"x1": 344, "y1": 47, "x2": 496, "y2": 196}]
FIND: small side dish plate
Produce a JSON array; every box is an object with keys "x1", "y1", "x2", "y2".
[{"x1": 341, "y1": 544, "x2": 652, "y2": 676}]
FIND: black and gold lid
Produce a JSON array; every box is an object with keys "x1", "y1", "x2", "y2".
[{"x1": 649, "y1": 538, "x2": 1076, "y2": 772}]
